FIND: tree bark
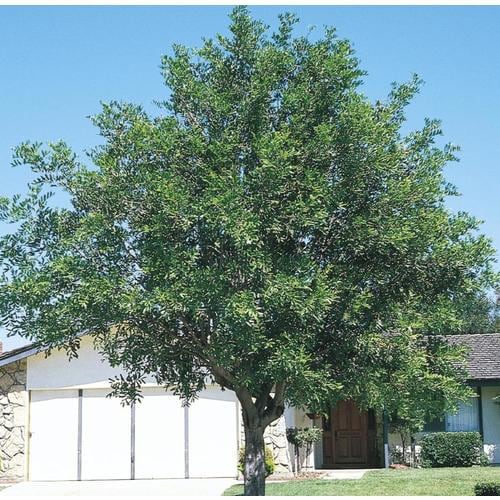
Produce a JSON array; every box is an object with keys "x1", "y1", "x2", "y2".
[
  {"x1": 243, "y1": 424, "x2": 266, "y2": 496},
  {"x1": 235, "y1": 383, "x2": 286, "y2": 496}
]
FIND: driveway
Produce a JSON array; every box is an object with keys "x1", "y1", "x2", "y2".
[{"x1": 0, "y1": 478, "x2": 238, "y2": 496}]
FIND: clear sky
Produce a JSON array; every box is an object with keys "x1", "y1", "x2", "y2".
[{"x1": 1, "y1": 6, "x2": 499, "y2": 351}]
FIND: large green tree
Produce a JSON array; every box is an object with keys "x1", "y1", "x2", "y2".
[
  {"x1": 0, "y1": 8, "x2": 497, "y2": 495},
  {"x1": 442, "y1": 289, "x2": 500, "y2": 334}
]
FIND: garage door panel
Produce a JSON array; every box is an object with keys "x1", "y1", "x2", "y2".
[
  {"x1": 29, "y1": 386, "x2": 237, "y2": 481},
  {"x1": 29, "y1": 390, "x2": 79, "y2": 480},
  {"x1": 81, "y1": 389, "x2": 131, "y2": 480},
  {"x1": 188, "y1": 389, "x2": 238, "y2": 478},
  {"x1": 134, "y1": 389, "x2": 185, "y2": 479}
]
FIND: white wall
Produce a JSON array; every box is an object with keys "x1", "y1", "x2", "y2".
[
  {"x1": 27, "y1": 336, "x2": 124, "y2": 390},
  {"x1": 285, "y1": 407, "x2": 317, "y2": 471},
  {"x1": 481, "y1": 385, "x2": 500, "y2": 464}
]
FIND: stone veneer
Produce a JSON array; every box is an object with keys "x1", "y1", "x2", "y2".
[
  {"x1": 239, "y1": 413, "x2": 293, "y2": 476},
  {"x1": 264, "y1": 415, "x2": 293, "y2": 474},
  {"x1": 0, "y1": 359, "x2": 27, "y2": 481}
]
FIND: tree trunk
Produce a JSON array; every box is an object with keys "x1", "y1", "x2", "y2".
[
  {"x1": 233, "y1": 382, "x2": 286, "y2": 496},
  {"x1": 400, "y1": 433, "x2": 407, "y2": 465},
  {"x1": 410, "y1": 435, "x2": 416, "y2": 467},
  {"x1": 243, "y1": 424, "x2": 266, "y2": 496}
]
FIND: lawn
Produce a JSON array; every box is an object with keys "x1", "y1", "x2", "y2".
[{"x1": 223, "y1": 467, "x2": 500, "y2": 496}]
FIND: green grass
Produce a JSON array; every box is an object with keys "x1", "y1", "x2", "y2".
[{"x1": 223, "y1": 467, "x2": 500, "y2": 496}]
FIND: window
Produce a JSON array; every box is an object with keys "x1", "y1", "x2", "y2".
[{"x1": 445, "y1": 396, "x2": 480, "y2": 432}]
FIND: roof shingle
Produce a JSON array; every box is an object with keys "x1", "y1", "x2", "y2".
[{"x1": 447, "y1": 333, "x2": 500, "y2": 381}]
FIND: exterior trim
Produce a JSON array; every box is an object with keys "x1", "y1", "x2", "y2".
[
  {"x1": 0, "y1": 346, "x2": 41, "y2": 368},
  {"x1": 382, "y1": 411, "x2": 389, "y2": 468},
  {"x1": 184, "y1": 406, "x2": 189, "y2": 478},
  {"x1": 469, "y1": 379, "x2": 500, "y2": 387},
  {"x1": 77, "y1": 389, "x2": 83, "y2": 481},
  {"x1": 0, "y1": 329, "x2": 92, "y2": 368},
  {"x1": 235, "y1": 399, "x2": 241, "y2": 477},
  {"x1": 477, "y1": 386, "x2": 484, "y2": 438},
  {"x1": 130, "y1": 402, "x2": 136, "y2": 480},
  {"x1": 25, "y1": 390, "x2": 32, "y2": 481}
]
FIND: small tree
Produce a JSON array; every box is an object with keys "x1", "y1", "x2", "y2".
[
  {"x1": 389, "y1": 416, "x2": 420, "y2": 466},
  {"x1": 286, "y1": 427, "x2": 322, "y2": 473},
  {"x1": 0, "y1": 8, "x2": 497, "y2": 495}
]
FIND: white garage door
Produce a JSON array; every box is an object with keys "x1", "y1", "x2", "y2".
[
  {"x1": 189, "y1": 389, "x2": 238, "y2": 478},
  {"x1": 81, "y1": 389, "x2": 131, "y2": 480},
  {"x1": 28, "y1": 386, "x2": 238, "y2": 480},
  {"x1": 29, "y1": 390, "x2": 79, "y2": 480},
  {"x1": 134, "y1": 388, "x2": 185, "y2": 479}
]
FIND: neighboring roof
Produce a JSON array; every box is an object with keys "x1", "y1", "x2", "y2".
[{"x1": 447, "y1": 333, "x2": 500, "y2": 381}]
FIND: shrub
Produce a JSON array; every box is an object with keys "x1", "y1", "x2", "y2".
[
  {"x1": 390, "y1": 445, "x2": 406, "y2": 465},
  {"x1": 238, "y1": 446, "x2": 275, "y2": 477},
  {"x1": 420, "y1": 432, "x2": 487, "y2": 467},
  {"x1": 474, "y1": 482, "x2": 500, "y2": 496},
  {"x1": 286, "y1": 427, "x2": 323, "y2": 473},
  {"x1": 286, "y1": 427, "x2": 323, "y2": 448}
]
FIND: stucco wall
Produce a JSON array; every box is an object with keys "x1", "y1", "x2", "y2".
[
  {"x1": 289, "y1": 407, "x2": 317, "y2": 471},
  {"x1": 27, "y1": 336, "x2": 124, "y2": 390},
  {"x1": 0, "y1": 359, "x2": 27, "y2": 481}
]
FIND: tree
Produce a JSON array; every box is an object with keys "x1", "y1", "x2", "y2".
[
  {"x1": 445, "y1": 289, "x2": 500, "y2": 334},
  {"x1": 0, "y1": 8, "x2": 497, "y2": 495}
]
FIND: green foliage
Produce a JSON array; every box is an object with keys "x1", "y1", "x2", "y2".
[
  {"x1": 420, "y1": 432, "x2": 487, "y2": 467},
  {"x1": 0, "y1": 6, "x2": 497, "y2": 441},
  {"x1": 238, "y1": 446, "x2": 275, "y2": 477},
  {"x1": 475, "y1": 482, "x2": 500, "y2": 496},
  {"x1": 441, "y1": 289, "x2": 500, "y2": 335},
  {"x1": 389, "y1": 414, "x2": 420, "y2": 437},
  {"x1": 286, "y1": 427, "x2": 323, "y2": 473},
  {"x1": 388, "y1": 415, "x2": 417, "y2": 465},
  {"x1": 389, "y1": 445, "x2": 406, "y2": 466},
  {"x1": 285, "y1": 427, "x2": 322, "y2": 447}
]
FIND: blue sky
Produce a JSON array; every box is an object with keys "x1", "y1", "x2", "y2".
[{"x1": 1, "y1": 6, "x2": 499, "y2": 350}]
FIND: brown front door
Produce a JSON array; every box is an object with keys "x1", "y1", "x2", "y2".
[{"x1": 322, "y1": 400, "x2": 368, "y2": 467}]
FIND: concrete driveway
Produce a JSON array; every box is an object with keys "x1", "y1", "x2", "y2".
[{"x1": 0, "y1": 478, "x2": 238, "y2": 496}]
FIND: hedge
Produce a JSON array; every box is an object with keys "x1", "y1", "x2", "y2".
[
  {"x1": 475, "y1": 482, "x2": 500, "y2": 496},
  {"x1": 420, "y1": 431, "x2": 487, "y2": 467}
]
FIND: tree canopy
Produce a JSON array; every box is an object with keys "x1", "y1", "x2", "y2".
[{"x1": 0, "y1": 7, "x2": 497, "y2": 495}]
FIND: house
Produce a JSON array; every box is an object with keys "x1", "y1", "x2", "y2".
[{"x1": 0, "y1": 333, "x2": 499, "y2": 482}]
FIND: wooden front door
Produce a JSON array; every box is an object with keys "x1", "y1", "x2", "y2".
[{"x1": 322, "y1": 400, "x2": 368, "y2": 467}]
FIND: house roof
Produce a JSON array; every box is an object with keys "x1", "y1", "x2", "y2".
[
  {"x1": 1, "y1": 332, "x2": 500, "y2": 381},
  {"x1": 446, "y1": 333, "x2": 500, "y2": 381},
  {"x1": 0, "y1": 341, "x2": 42, "y2": 368}
]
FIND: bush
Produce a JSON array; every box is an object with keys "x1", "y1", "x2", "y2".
[
  {"x1": 420, "y1": 432, "x2": 487, "y2": 467},
  {"x1": 474, "y1": 482, "x2": 500, "y2": 496},
  {"x1": 238, "y1": 446, "x2": 275, "y2": 477},
  {"x1": 286, "y1": 427, "x2": 323, "y2": 473},
  {"x1": 390, "y1": 445, "x2": 406, "y2": 465}
]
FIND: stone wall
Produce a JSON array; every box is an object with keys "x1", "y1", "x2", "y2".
[
  {"x1": 264, "y1": 415, "x2": 292, "y2": 474},
  {"x1": 0, "y1": 360, "x2": 27, "y2": 481},
  {"x1": 239, "y1": 412, "x2": 293, "y2": 476}
]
